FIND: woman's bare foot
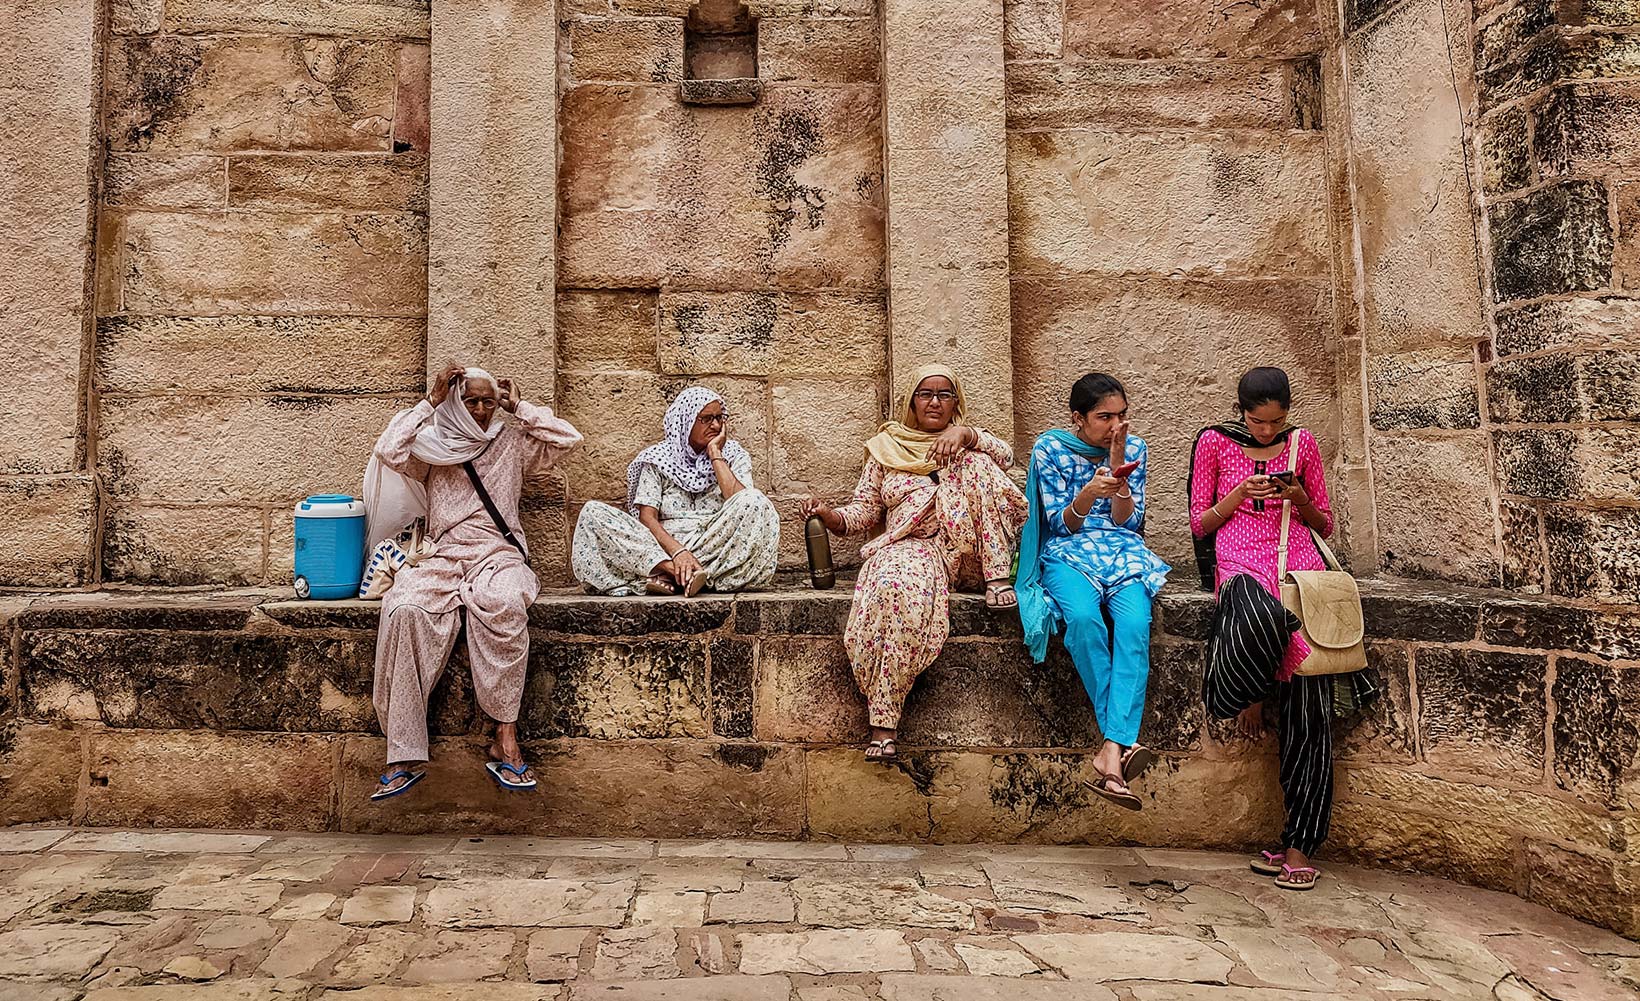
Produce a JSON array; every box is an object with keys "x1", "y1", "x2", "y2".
[
  {"x1": 1092, "y1": 739, "x2": 1131, "y2": 797},
  {"x1": 1235, "y1": 703, "x2": 1265, "y2": 740},
  {"x1": 490, "y1": 722, "x2": 536, "y2": 785},
  {"x1": 865, "y1": 725, "x2": 898, "y2": 763},
  {"x1": 1276, "y1": 846, "x2": 1320, "y2": 889}
]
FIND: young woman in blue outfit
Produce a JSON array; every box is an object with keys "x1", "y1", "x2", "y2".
[{"x1": 1015, "y1": 373, "x2": 1171, "y2": 810}]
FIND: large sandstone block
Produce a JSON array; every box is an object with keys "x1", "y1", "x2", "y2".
[
  {"x1": 1488, "y1": 350, "x2": 1640, "y2": 423},
  {"x1": 1616, "y1": 180, "x2": 1640, "y2": 291},
  {"x1": 754, "y1": 637, "x2": 868, "y2": 743},
  {"x1": 1329, "y1": 797, "x2": 1519, "y2": 892},
  {"x1": 0, "y1": 476, "x2": 97, "y2": 587},
  {"x1": 101, "y1": 503, "x2": 268, "y2": 585},
  {"x1": 1345, "y1": 0, "x2": 1486, "y2": 353},
  {"x1": 1343, "y1": 766, "x2": 1618, "y2": 849},
  {"x1": 109, "y1": 210, "x2": 427, "y2": 314},
  {"x1": 520, "y1": 641, "x2": 711, "y2": 740},
  {"x1": 164, "y1": 0, "x2": 432, "y2": 37},
  {"x1": 1370, "y1": 433, "x2": 1499, "y2": 585},
  {"x1": 1536, "y1": 83, "x2": 1640, "y2": 177},
  {"x1": 560, "y1": 84, "x2": 885, "y2": 289},
  {"x1": 656, "y1": 290, "x2": 886, "y2": 378},
  {"x1": 106, "y1": 36, "x2": 397, "y2": 152},
  {"x1": 1552, "y1": 656, "x2": 1640, "y2": 808},
  {"x1": 567, "y1": 17, "x2": 684, "y2": 83},
  {"x1": 1417, "y1": 646, "x2": 1547, "y2": 778},
  {"x1": 1543, "y1": 507, "x2": 1640, "y2": 601},
  {"x1": 1479, "y1": 105, "x2": 1531, "y2": 194},
  {"x1": 1007, "y1": 130, "x2": 1328, "y2": 278},
  {"x1": 759, "y1": 17, "x2": 880, "y2": 83},
  {"x1": 103, "y1": 153, "x2": 225, "y2": 208},
  {"x1": 559, "y1": 291, "x2": 660, "y2": 373},
  {"x1": 0, "y1": 725, "x2": 82, "y2": 826},
  {"x1": 1367, "y1": 347, "x2": 1481, "y2": 430},
  {"x1": 1010, "y1": 275, "x2": 1336, "y2": 567},
  {"x1": 228, "y1": 153, "x2": 427, "y2": 211},
  {"x1": 1004, "y1": 60, "x2": 1298, "y2": 130},
  {"x1": 770, "y1": 379, "x2": 883, "y2": 498},
  {"x1": 1523, "y1": 840, "x2": 1634, "y2": 936},
  {"x1": 1493, "y1": 296, "x2": 1640, "y2": 356},
  {"x1": 1494, "y1": 425, "x2": 1640, "y2": 501},
  {"x1": 1480, "y1": 30, "x2": 1640, "y2": 111},
  {"x1": 98, "y1": 394, "x2": 411, "y2": 502},
  {"x1": 84, "y1": 730, "x2": 336, "y2": 829},
  {"x1": 19, "y1": 626, "x2": 379, "y2": 731},
  {"x1": 97, "y1": 315, "x2": 424, "y2": 394},
  {"x1": 1482, "y1": 596, "x2": 1640, "y2": 660},
  {"x1": 0, "y1": 0, "x2": 98, "y2": 475},
  {"x1": 1063, "y1": 0, "x2": 1320, "y2": 58},
  {"x1": 1488, "y1": 180, "x2": 1614, "y2": 302}
]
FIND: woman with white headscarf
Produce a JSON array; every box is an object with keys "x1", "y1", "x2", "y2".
[
  {"x1": 572, "y1": 386, "x2": 779, "y2": 596},
  {"x1": 367, "y1": 363, "x2": 582, "y2": 801}
]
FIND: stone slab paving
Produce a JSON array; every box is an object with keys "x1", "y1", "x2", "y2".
[{"x1": 0, "y1": 827, "x2": 1635, "y2": 1000}]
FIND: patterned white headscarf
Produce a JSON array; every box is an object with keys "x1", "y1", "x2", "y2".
[
  {"x1": 363, "y1": 367, "x2": 504, "y2": 546},
  {"x1": 624, "y1": 386, "x2": 749, "y2": 513}
]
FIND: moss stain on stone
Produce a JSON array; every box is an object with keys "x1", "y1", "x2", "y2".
[
  {"x1": 987, "y1": 753, "x2": 1088, "y2": 817},
  {"x1": 118, "y1": 38, "x2": 206, "y2": 151},
  {"x1": 755, "y1": 106, "x2": 826, "y2": 260}
]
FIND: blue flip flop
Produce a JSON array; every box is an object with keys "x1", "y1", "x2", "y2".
[
  {"x1": 370, "y1": 769, "x2": 425, "y2": 801},
  {"x1": 486, "y1": 760, "x2": 538, "y2": 792}
]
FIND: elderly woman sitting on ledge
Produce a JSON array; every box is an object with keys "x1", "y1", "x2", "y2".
[
  {"x1": 363, "y1": 363, "x2": 583, "y2": 801},
  {"x1": 572, "y1": 386, "x2": 780, "y2": 597}
]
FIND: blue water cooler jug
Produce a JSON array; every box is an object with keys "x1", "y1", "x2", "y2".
[{"x1": 292, "y1": 494, "x2": 367, "y2": 599}]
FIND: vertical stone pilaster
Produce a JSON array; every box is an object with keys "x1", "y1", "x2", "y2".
[
  {"x1": 0, "y1": 0, "x2": 99, "y2": 586},
  {"x1": 880, "y1": 0, "x2": 1013, "y2": 439},
  {"x1": 428, "y1": 0, "x2": 559, "y2": 402}
]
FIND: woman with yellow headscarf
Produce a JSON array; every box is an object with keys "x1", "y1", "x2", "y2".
[{"x1": 797, "y1": 364, "x2": 1027, "y2": 763}]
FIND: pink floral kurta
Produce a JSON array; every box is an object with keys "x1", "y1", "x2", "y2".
[{"x1": 835, "y1": 433, "x2": 1027, "y2": 728}]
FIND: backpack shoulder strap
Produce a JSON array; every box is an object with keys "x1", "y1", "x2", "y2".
[{"x1": 461, "y1": 460, "x2": 529, "y2": 562}]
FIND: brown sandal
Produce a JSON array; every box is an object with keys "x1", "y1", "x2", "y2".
[
  {"x1": 1084, "y1": 770, "x2": 1142, "y2": 811},
  {"x1": 1121, "y1": 745, "x2": 1157, "y2": 783},
  {"x1": 645, "y1": 574, "x2": 678, "y2": 596}
]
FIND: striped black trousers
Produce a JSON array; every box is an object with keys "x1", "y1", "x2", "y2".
[{"x1": 1203, "y1": 574, "x2": 1334, "y2": 856}]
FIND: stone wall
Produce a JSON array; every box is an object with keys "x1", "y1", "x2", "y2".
[
  {"x1": 1003, "y1": 0, "x2": 1346, "y2": 568},
  {"x1": 91, "y1": 0, "x2": 432, "y2": 587},
  {"x1": 1, "y1": 582, "x2": 1633, "y2": 936}
]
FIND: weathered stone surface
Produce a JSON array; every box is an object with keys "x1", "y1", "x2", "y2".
[
  {"x1": 1494, "y1": 296, "x2": 1640, "y2": 357},
  {"x1": 1483, "y1": 30, "x2": 1640, "y2": 111},
  {"x1": 770, "y1": 379, "x2": 884, "y2": 497},
  {"x1": 1064, "y1": 0, "x2": 1319, "y2": 58},
  {"x1": 106, "y1": 37, "x2": 396, "y2": 152},
  {"x1": 521, "y1": 641, "x2": 710, "y2": 740},
  {"x1": 1416, "y1": 647, "x2": 1546, "y2": 777},
  {"x1": 1482, "y1": 597, "x2": 1640, "y2": 660},
  {"x1": 329, "y1": 927, "x2": 419, "y2": 984},
  {"x1": 154, "y1": 881, "x2": 284, "y2": 913},
  {"x1": 83, "y1": 730, "x2": 335, "y2": 830},
  {"x1": 394, "y1": 42, "x2": 429, "y2": 152},
  {"x1": 111, "y1": 210, "x2": 426, "y2": 314},
  {"x1": 1010, "y1": 274, "x2": 1335, "y2": 566},
  {"x1": 0, "y1": 725, "x2": 79, "y2": 826},
  {"x1": 791, "y1": 875, "x2": 972, "y2": 929},
  {"x1": 881, "y1": 979, "x2": 1116, "y2": 1001},
  {"x1": 1345, "y1": 766, "x2": 1616, "y2": 849},
  {"x1": 1489, "y1": 180, "x2": 1613, "y2": 302},
  {"x1": 1005, "y1": 59, "x2": 1296, "y2": 130},
  {"x1": 737, "y1": 929, "x2": 915, "y2": 974},
  {"x1": 425, "y1": 877, "x2": 635, "y2": 928},
  {"x1": 401, "y1": 929, "x2": 515, "y2": 982},
  {"x1": 1370, "y1": 433, "x2": 1498, "y2": 585},
  {"x1": 1480, "y1": 105, "x2": 1531, "y2": 194},
  {"x1": 1003, "y1": 0, "x2": 1061, "y2": 58},
  {"x1": 753, "y1": 637, "x2": 866, "y2": 743},
  {"x1": 99, "y1": 394, "x2": 406, "y2": 502},
  {"x1": 560, "y1": 84, "x2": 884, "y2": 289},
  {"x1": 1215, "y1": 928, "x2": 1341, "y2": 990},
  {"x1": 61, "y1": 829, "x2": 270, "y2": 852},
  {"x1": 1359, "y1": 585, "x2": 1479, "y2": 642},
  {"x1": 1544, "y1": 507, "x2": 1640, "y2": 600},
  {"x1": 1553, "y1": 656, "x2": 1640, "y2": 806},
  {"x1": 531, "y1": 596, "x2": 733, "y2": 637},
  {"x1": 1015, "y1": 931, "x2": 1233, "y2": 982},
  {"x1": 0, "y1": 925, "x2": 119, "y2": 979},
  {"x1": 271, "y1": 892, "x2": 337, "y2": 921},
  {"x1": 709, "y1": 639, "x2": 753, "y2": 739},
  {"x1": 526, "y1": 927, "x2": 587, "y2": 981},
  {"x1": 104, "y1": 153, "x2": 224, "y2": 208},
  {"x1": 1338, "y1": 644, "x2": 1416, "y2": 763},
  {"x1": 572, "y1": 978, "x2": 792, "y2": 1001},
  {"x1": 0, "y1": 477, "x2": 97, "y2": 587},
  {"x1": 338, "y1": 885, "x2": 416, "y2": 926},
  {"x1": 656, "y1": 290, "x2": 886, "y2": 378},
  {"x1": 900, "y1": 643, "x2": 1101, "y2": 749},
  {"x1": 759, "y1": 18, "x2": 879, "y2": 83},
  {"x1": 321, "y1": 989, "x2": 559, "y2": 1001},
  {"x1": 1009, "y1": 130, "x2": 1327, "y2": 278},
  {"x1": 568, "y1": 17, "x2": 684, "y2": 82},
  {"x1": 1523, "y1": 841, "x2": 1632, "y2": 935},
  {"x1": 20, "y1": 628, "x2": 375, "y2": 731},
  {"x1": 1367, "y1": 347, "x2": 1480, "y2": 430},
  {"x1": 1494, "y1": 426, "x2": 1640, "y2": 501},
  {"x1": 164, "y1": 0, "x2": 431, "y2": 36},
  {"x1": 113, "y1": 0, "x2": 164, "y2": 34},
  {"x1": 227, "y1": 153, "x2": 426, "y2": 211},
  {"x1": 99, "y1": 504, "x2": 266, "y2": 586},
  {"x1": 954, "y1": 942, "x2": 1040, "y2": 976},
  {"x1": 259, "y1": 920, "x2": 350, "y2": 977},
  {"x1": 1499, "y1": 501, "x2": 1543, "y2": 591},
  {"x1": 1346, "y1": 0, "x2": 1486, "y2": 354},
  {"x1": 707, "y1": 881, "x2": 796, "y2": 924},
  {"x1": 0, "y1": 1, "x2": 97, "y2": 477},
  {"x1": 1618, "y1": 180, "x2": 1640, "y2": 290},
  {"x1": 98, "y1": 315, "x2": 424, "y2": 395},
  {"x1": 632, "y1": 888, "x2": 706, "y2": 927},
  {"x1": 558, "y1": 291, "x2": 659, "y2": 372},
  {"x1": 984, "y1": 862, "x2": 1144, "y2": 919},
  {"x1": 592, "y1": 926, "x2": 680, "y2": 978}
]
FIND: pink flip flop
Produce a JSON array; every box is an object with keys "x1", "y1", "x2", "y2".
[
  {"x1": 1250, "y1": 849, "x2": 1286, "y2": 876},
  {"x1": 1275, "y1": 862, "x2": 1319, "y2": 891}
]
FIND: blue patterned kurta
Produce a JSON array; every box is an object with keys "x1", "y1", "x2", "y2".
[{"x1": 1032, "y1": 433, "x2": 1171, "y2": 606}]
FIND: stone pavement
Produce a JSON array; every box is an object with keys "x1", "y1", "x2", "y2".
[{"x1": 0, "y1": 829, "x2": 1635, "y2": 1001}]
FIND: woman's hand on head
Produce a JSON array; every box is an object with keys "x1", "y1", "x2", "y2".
[
  {"x1": 496, "y1": 377, "x2": 521, "y2": 413},
  {"x1": 708, "y1": 419, "x2": 730, "y2": 459},
  {"x1": 428, "y1": 363, "x2": 464, "y2": 405},
  {"x1": 929, "y1": 425, "x2": 973, "y2": 466}
]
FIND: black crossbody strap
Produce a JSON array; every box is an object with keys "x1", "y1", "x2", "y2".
[{"x1": 461, "y1": 460, "x2": 529, "y2": 563}]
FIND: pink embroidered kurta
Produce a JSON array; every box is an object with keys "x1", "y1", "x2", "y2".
[
  {"x1": 373, "y1": 399, "x2": 582, "y2": 764},
  {"x1": 1188, "y1": 428, "x2": 1334, "y2": 680},
  {"x1": 834, "y1": 433, "x2": 1027, "y2": 728}
]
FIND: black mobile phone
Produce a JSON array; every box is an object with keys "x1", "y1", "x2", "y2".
[{"x1": 1270, "y1": 471, "x2": 1294, "y2": 486}]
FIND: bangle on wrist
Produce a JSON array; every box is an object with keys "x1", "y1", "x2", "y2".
[
  {"x1": 1116, "y1": 487, "x2": 1132, "y2": 499},
  {"x1": 1070, "y1": 499, "x2": 1092, "y2": 519}
]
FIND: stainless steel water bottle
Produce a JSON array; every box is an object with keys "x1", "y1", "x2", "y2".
[{"x1": 805, "y1": 515, "x2": 835, "y2": 590}]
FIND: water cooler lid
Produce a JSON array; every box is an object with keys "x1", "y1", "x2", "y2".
[{"x1": 295, "y1": 494, "x2": 366, "y2": 518}]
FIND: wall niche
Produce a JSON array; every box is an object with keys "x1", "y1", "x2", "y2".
[{"x1": 681, "y1": 0, "x2": 761, "y2": 105}]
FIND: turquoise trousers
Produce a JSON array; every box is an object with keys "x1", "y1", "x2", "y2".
[{"x1": 1042, "y1": 561, "x2": 1152, "y2": 747}]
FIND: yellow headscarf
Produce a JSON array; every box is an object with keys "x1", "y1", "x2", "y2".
[{"x1": 864, "y1": 363, "x2": 969, "y2": 475}]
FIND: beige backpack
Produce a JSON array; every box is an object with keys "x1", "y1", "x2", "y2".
[{"x1": 1277, "y1": 500, "x2": 1368, "y2": 676}]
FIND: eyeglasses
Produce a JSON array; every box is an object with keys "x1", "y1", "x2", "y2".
[
  {"x1": 912, "y1": 390, "x2": 958, "y2": 403},
  {"x1": 696, "y1": 412, "x2": 729, "y2": 425}
]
